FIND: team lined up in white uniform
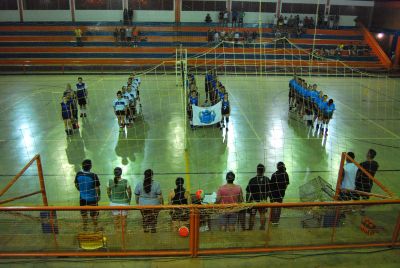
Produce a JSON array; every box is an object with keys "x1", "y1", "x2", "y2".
[{"x1": 112, "y1": 74, "x2": 141, "y2": 130}]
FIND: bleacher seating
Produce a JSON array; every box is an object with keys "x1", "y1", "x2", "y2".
[{"x1": 0, "y1": 22, "x2": 386, "y2": 73}]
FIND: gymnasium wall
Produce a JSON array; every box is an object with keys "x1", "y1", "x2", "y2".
[
  {"x1": 0, "y1": 0, "x2": 375, "y2": 26},
  {"x1": 372, "y1": 1, "x2": 400, "y2": 30}
]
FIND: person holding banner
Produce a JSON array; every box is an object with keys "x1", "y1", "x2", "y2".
[
  {"x1": 220, "y1": 93, "x2": 230, "y2": 130},
  {"x1": 188, "y1": 90, "x2": 199, "y2": 130}
]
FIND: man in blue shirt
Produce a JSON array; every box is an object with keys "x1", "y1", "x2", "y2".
[{"x1": 75, "y1": 159, "x2": 101, "y2": 230}]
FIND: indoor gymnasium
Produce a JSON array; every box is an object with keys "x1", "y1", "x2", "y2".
[{"x1": 0, "y1": 0, "x2": 399, "y2": 267}]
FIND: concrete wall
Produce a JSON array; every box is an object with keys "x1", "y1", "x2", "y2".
[{"x1": 0, "y1": 11, "x2": 19, "y2": 22}]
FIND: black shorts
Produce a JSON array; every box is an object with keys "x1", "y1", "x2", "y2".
[
  {"x1": 80, "y1": 199, "x2": 99, "y2": 217},
  {"x1": 115, "y1": 110, "x2": 125, "y2": 116},
  {"x1": 62, "y1": 112, "x2": 72, "y2": 120},
  {"x1": 323, "y1": 112, "x2": 333, "y2": 120},
  {"x1": 78, "y1": 98, "x2": 87, "y2": 106}
]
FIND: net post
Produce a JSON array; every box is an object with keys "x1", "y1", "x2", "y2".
[
  {"x1": 36, "y1": 154, "x2": 48, "y2": 206},
  {"x1": 391, "y1": 212, "x2": 400, "y2": 246},
  {"x1": 189, "y1": 207, "x2": 199, "y2": 257},
  {"x1": 334, "y1": 152, "x2": 346, "y2": 201}
]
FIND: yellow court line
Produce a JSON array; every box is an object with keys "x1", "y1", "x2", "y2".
[
  {"x1": 184, "y1": 149, "x2": 191, "y2": 194},
  {"x1": 337, "y1": 100, "x2": 400, "y2": 139}
]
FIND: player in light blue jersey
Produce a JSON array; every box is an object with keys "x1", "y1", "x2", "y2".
[
  {"x1": 321, "y1": 99, "x2": 335, "y2": 135},
  {"x1": 316, "y1": 94, "x2": 328, "y2": 133},
  {"x1": 113, "y1": 91, "x2": 128, "y2": 130}
]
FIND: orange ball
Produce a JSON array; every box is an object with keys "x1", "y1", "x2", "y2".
[
  {"x1": 179, "y1": 226, "x2": 189, "y2": 237},
  {"x1": 196, "y1": 189, "x2": 205, "y2": 200}
]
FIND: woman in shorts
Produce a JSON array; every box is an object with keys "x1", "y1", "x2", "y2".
[
  {"x1": 107, "y1": 167, "x2": 132, "y2": 231},
  {"x1": 113, "y1": 91, "x2": 128, "y2": 129},
  {"x1": 61, "y1": 95, "x2": 73, "y2": 136}
]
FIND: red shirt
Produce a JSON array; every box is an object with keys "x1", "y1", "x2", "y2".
[{"x1": 217, "y1": 184, "x2": 242, "y2": 204}]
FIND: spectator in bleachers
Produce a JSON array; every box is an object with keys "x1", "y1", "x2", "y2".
[
  {"x1": 126, "y1": 27, "x2": 132, "y2": 46},
  {"x1": 119, "y1": 27, "x2": 126, "y2": 44},
  {"x1": 135, "y1": 169, "x2": 163, "y2": 233},
  {"x1": 220, "y1": 29, "x2": 226, "y2": 41},
  {"x1": 223, "y1": 10, "x2": 229, "y2": 27},
  {"x1": 251, "y1": 31, "x2": 258, "y2": 42},
  {"x1": 168, "y1": 177, "x2": 191, "y2": 231},
  {"x1": 207, "y1": 28, "x2": 213, "y2": 43},
  {"x1": 113, "y1": 27, "x2": 119, "y2": 45},
  {"x1": 334, "y1": 14, "x2": 340, "y2": 29},
  {"x1": 216, "y1": 172, "x2": 244, "y2": 232},
  {"x1": 234, "y1": 31, "x2": 240, "y2": 43},
  {"x1": 284, "y1": 16, "x2": 288, "y2": 26},
  {"x1": 273, "y1": 15, "x2": 278, "y2": 28},
  {"x1": 232, "y1": 9, "x2": 238, "y2": 28},
  {"x1": 123, "y1": 8, "x2": 129, "y2": 25},
  {"x1": 133, "y1": 27, "x2": 139, "y2": 47},
  {"x1": 128, "y1": 8, "x2": 133, "y2": 25},
  {"x1": 323, "y1": 14, "x2": 329, "y2": 28},
  {"x1": 205, "y1": 13, "x2": 212, "y2": 24},
  {"x1": 239, "y1": 10, "x2": 245, "y2": 27},
  {"x1": 287, "y1": 15, "x2": 295, "y2": 27},
  {"x1": 218, "y1": 10, "x2": 224, "y2": 26},
  {"x1": 74, "y1": 28, "x2": 83, "y2": 47},
  {"x1": 213, "y1": 30, "x2": 220, "y2": 43}
]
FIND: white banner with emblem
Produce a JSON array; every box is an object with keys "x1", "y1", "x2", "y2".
[{"x1": 192, "y1": 101, "x2": 222, "y2": 126}]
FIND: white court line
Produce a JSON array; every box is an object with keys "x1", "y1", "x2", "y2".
[{"x1": 336, "y1": 99, "x2": 400, "y2": 139}]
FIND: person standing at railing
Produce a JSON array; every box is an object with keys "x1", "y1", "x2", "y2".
[
  {"x1": 354, "y1": 149, "x2": 379, "y2": 200},
  {"x1": 107, "y1": 167, "x2": 132, "y2": 232},
  {"x1": 246, "y1": 164, "x2": 269, "y2": 230},
  {"x1": 168, "y1": 177, "x2": 191, "y2": 231},
  {"x1": 135, "y1": 169, "x2": 164, "y2": 233},
  {"x1": 74, "y1": 159, "x2": 101, "y2": 231},
  {"x1": 339, "y1": 152, "x2": 358, "y2": 201},
  {"x1": 216, "y1": 172, "x2": 244, "y2": 232},
  {"x1": 269, "y1": 162, "x2": 289, "y2": 226}
]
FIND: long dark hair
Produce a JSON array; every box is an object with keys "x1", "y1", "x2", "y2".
[
  {"x1": 175, "y1": 177, "x2": 185, "y2": 193},
  {"x1": 143, "y1": 169, "x2": 153, "y2": 194},
  {"x1": 114, "y1": 167, "x2": 122, "y2": 185}
]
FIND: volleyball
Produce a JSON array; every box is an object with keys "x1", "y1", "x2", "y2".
[
  {"x1": 196, "y1": 189, "x2": 205, "y2": 200},
  {"x1": 178, "y1": 226, "x2": 189, "y2": 237}
]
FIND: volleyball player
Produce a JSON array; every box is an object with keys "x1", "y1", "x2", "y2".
[
  {"x1": 126, "y1": 85, "x2": 136, "y2": 123},
  {"x1": 188, "y1": 90, "x2": 199, "y2": 130},
  {"x1": 113, "y1": 91, "x2": 128, "y2": 130},
  {"x1": 76, "y1": 77, "x2": 88, "y2": 117},
  {"x1": 122, "y1": 86, "x2": 134, "y2": 126},
  {"x1": 220, "y1": 93, "x2": 230, "y2": 130},
  {"x1": 321, "y1": 99, "x2": 335, "y2": 135},
  {"x1": 61, "y1": 95, "x2": 73, "y2": 136},
  {"x1": 316, "y1": 94, "x2": 328, "y2": 133}
]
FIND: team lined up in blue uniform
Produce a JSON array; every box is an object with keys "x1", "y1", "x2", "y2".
[
  {"x1": 187, "y1": 71, "x2": 230, "y2": 130},
  {"x1": 289, "y1": 76, "x2": 335, "y2": 135}
]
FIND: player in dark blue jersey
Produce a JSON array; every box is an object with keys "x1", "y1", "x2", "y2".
[
  {"x1": 75, "y1": 77, "x2": 88, "y2": 118},
  {"x1": 188, "y1": 90, "x2": 199, "y2": 129},
  {"x1": 220, "y1": 93, "x2": 230, "y2": 130},
  {"x1": 61, "y1": 95, "x2": 73, "y2": 136}
]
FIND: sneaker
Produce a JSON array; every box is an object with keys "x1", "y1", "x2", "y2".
[
  {"x1": 80, "y1": 113, "x2": 83, "y2": 118},
  {"x1": 271, "y1": 222, "x2": 279, "y2": 227},
  {"x1": 84, "y1": 113, "x2": 87, "y2": 117},
  {"x1": 65, "y1": 130, "x2": 69, "y2": 136},
  {"x1": 226, "y1": 127, "x2": 228, "y2": 131}
]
